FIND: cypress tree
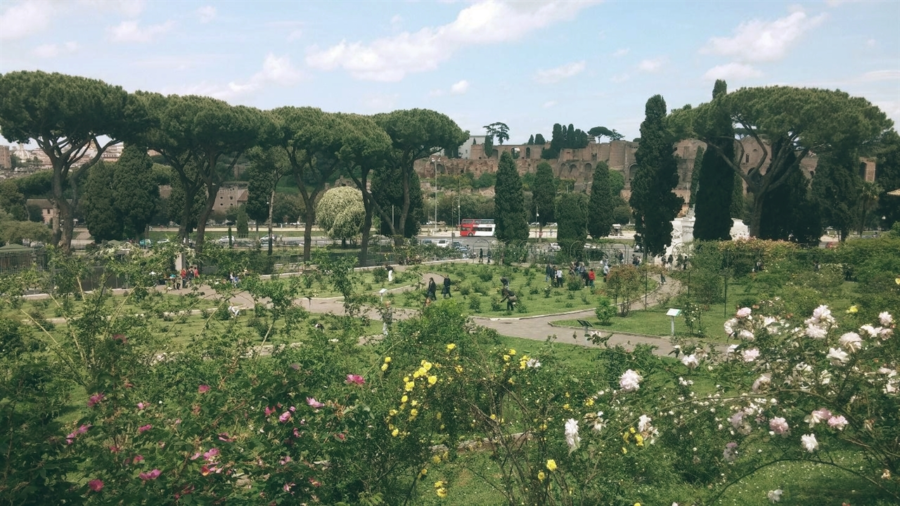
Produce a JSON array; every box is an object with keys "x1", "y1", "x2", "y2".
[
  {"x1": 534, "y1": 133, "x2": 546, "y2": 145},
  {"x1": 483, "y1": 135, "x2": 494, "y2": 157},
  {"x1": 494, "y1": 151, "x2": 529, "y2": 243},
  {"x1": 688, "y1": 146, "x2": 703, "y2": 205},
  {"x1": 532, "y1": 161, "x2": 557, "y2": 226},
  {"x1": 812, "y1": 148, "x2": 860, "y2": 241},
  {"x1": 556, "y1": 192, "x2": 588, "y2": 248},
  {"x1": 587, "y1": 161, "x2": 614, "y2": 238},
  {"x1": 730, "y1": 172, "x2": 744, "y2": 218},
  {"x1": 760, "y1": 143, "x2": 821, "y2": 246},
  {"x1": 693, "y1": 80, "x2": 735, "y2": 241},
  {"x1": 527, "y1": 134, "x2": 534, "y2": 145},
  {"x1": 628, "y1": 95, "x2": 683, "y2": 257}
]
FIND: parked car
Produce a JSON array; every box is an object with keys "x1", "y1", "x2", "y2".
[
  {"x1": 157, "y1": 238, "x2": 170, "y2": 245},
  {"x1": 420, "y1": 239, "x2": 433, "y2": 245},
  {"x1": 548, "y1": 242, "x2": 561, "y2": 252},
  {"x1": 139, "y1": 239, "x2": 152, "y2": 247},
  {"x1": 436, "y1": 239, "x2": 450, "y2": 248},
  {"x1": 217, "y1": 236, "x2": 232, "y2": 244}
]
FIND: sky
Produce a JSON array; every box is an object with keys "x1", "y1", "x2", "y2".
[{"x1": 0, "y1": 0, "x2": 898, "y2": 146}]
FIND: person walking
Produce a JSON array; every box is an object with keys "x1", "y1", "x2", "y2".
[
  {"x1": 582, "y1": 268, "x2": 590, "y2": 287},
  {"x1": 603, "y1": 263, "x2": 610, "y2": 282},
  {"x1": 386, "y1": 264, "x2": 394, "y2": 283},
  {"x1": 427, "y1": 277, "x2": 437, "y2": 301},
  {"x1": 555, "y1": 267, "x2": 563, "y2": 288},
  {"x1": 442, "y1": 275, "x2": 452, "y2": 298},
  {"x1": 486, "y1": 249, "x2": 492, "y2": 264},
  {"x1": 179, "y1": 268, "x2": 187, "y2": 289},
  {"x1": 479, "y1": 248, "x2": 484, "y2": 263},
  {"x1": 588, "y1": 268, "x2": 596, "y2": 288},
  {"x1": 545, "y1": 263, "x2": 553, "y2": 283},
  {"x1": 500, "y1": 287, "x2": 517, "y2": 311}
]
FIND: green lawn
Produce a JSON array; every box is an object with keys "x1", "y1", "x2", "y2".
[
  {"x1": 391, "y1": 263, "x2": 650, "y2": 318},
  {"x1": 552, "y1": 302, "x2": 733, "y2": 341}
]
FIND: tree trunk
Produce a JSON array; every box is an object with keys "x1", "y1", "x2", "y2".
[
  {"x1": 359, "y1": 202, "x2": 373, "y2": 267},
  {"x1": 50, "y1": 164, "x2": 73, "y2": 253},
  {"x1": 303, "y1": 208, "x2": 315, "y2": 261},
  {"x1": 749, "y1": 191, "x2": 764, "y2": 238},
  {"x1": 398, "y1": 170, "x2": 411, "y2": 244},
  {"x1": 268, "y1": 189, "x2": 276, "y2": 256},
  {"x1": 194, "y1": 188, "x2": 218, "y2": 255}
]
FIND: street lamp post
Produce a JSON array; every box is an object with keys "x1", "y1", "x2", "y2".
[{"x1": 431, "y1": 157, "x2": 438, "y2": 236}]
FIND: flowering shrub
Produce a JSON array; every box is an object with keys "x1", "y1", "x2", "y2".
[{"x1": 1, "y1": 247, "x2": 898, "y2": 505}]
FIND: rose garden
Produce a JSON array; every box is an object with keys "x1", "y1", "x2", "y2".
[{"x1": 1, "y1": 229, "x2": 898, "y2": 506}]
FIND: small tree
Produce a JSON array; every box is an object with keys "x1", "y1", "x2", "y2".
[
  {"x1": 556, "y1": 192, "x2": 587, "y2": 251},
  {"x1": 236, "y1": 208, "x2": 249, "y2": 238},
  {"x1": 605, "y1": 265, "x2": 642, "y2": 316},
  {"x1": 532, "y1": 162, "x2": 556, "y2": 227},
  {"x1": 317, "y1": 187, "x2": 366, "y2": 246}
]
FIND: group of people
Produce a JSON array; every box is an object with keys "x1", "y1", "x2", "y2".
[
  {"x1": 169, "y1": 266, "x2": 200, "y2": 289},
  {"x1": 425, "y1": 274, "x2": 452, "y2": 305},
  {"x1": 544, "y1": 262, "x2": 601, "y2": 288}
]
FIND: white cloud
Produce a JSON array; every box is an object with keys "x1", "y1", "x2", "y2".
[
  {"x1": 703, "y1": 62, "x2": 763, "y2": 81},
  {"x1": 637, "y1": 58, "x2": 664, "y2": 72},
  {"x1": 857, "y1": 70, "x2": 900, "y2": 82},
  {"x1": 534, "y1": 60, "x2": 586, "y2": 84},
  {"x1": 610, "y1": 73, "x2": 629, "y2": 83},
  {"x1": 32, "y1": 41, "x2": 78, "y2": 58},
  {"x1": 306, "y1": 0, "x2": 602, "y2": 81},
  {"x1": 362, "y1": 93, "x2": 400, "y2": 111},
  {"x1": 450, "y1": 79, "x2": 470, "y2": 94},
  {"x1": 543, "y1": 100, "x2": 557, "y2": 108},
  {"x1": 612, "y1": 48, "x2": 629, "y2": 57},
  {"x1": 0, "y1": 0, "x2": 54, "y2": 40},
  {"x1": 164, "y1": 53, "x2": 302, "y2": 100},
  {"x1": 197, "y1": 5, "x2": 216, "y2": 23},
  {"x1": 108, "y1": 20, "x2": 175, "y2": 43},
  {"x1": 702, "y1": 10, "x2": 826, "y2": 63},
  {"x1": 81, "y1": 0, "x2": 145, "y2": 17}
]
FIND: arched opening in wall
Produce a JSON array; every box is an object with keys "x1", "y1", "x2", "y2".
[
  {"x1": 584, "y1": 163, "x2": 592, "y2": 176},
  {"x1": 437, "y1": 164, "x2": 446, "y2": 174},
  {"x1": 627, "y1": 164, "x2": 638, "y2": 186},
  {"x1": 859, "y1": 162, "x2": 867, "y2": 180},
  {"x1": 525, "y1": 147, "x2": 531, "y2": 159},
  {"x1": 569, "y1": 164, "x2": 577, "y2": 177}
]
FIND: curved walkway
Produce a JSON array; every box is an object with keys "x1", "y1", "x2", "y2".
[{"x1": 472, "y1": 280, "x2": 683, "y2": 355}]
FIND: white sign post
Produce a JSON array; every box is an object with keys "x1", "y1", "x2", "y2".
[{"x1": 666, "y1": 308, "x2": 682, "y2": 337}]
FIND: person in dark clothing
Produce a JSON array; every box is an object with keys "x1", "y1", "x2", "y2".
[
  {"x1": 582, "y1": 268, "x2": 590, "y2": 287},
  {"x1": 442, "y1": 275, "x2": 452, "y2": 298},
  {"x1": 487, "y1": 250, "x2": 492, "y2": 264},
  {"x1": 427, "y1": 277, "x2": 437, "y2": 301},
  {"x1": 545, "y1": 263, "x2": 553, "y2": 282},
  {"x1": 500, "y1": 287, "x2": 517, "y2": 311},
  {"x1": 500, "y1": 276, "x2": 509, "y2": 288},
  {"x1": 479, "y1": 249, "x2": 484, "y2": 263}
]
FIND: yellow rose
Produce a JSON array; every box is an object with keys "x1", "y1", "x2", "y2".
[
  {"x1": 436, "y1": 487, "x2": 448, "y2": 498},
  {"x1": 537, "y1": 471, "x2": 546, "y2": 481},
  {"x1": 401, "y1": 395, "x2": 408, "y2": 403},
  {"x1": 384, "y1": 357, "x2": 391, "y2": 363},
  {"x1": 546, "y1": 459, "x2": 557, "y2": 471},
  {"x1": 434, "y1": 481, "x2": 445, "y2": 489},
  {"x1": 503, "y1": 355, "x2": 510, "y2": 362},
  {"x1": 392, "y1": 428, "x2": 399, "y2": 437},
  {"x1": 410, "y1": 408, "x2": 419, "y2": 417},
  {"x1": 428, "y1": 375, "x2": 438, "y2": 385},
  {"x1": 405, "y1": 381, "x2": 415, "y2": 392},
  {"x1": 509, "y1": 349, "x2": 516, "y2": 356},
  {"x1": 381, "y1": 363, "x2": 389, "y2": 371},
  {"x1": 446, "y1": 343, "x2": 456, "y2": 352}
]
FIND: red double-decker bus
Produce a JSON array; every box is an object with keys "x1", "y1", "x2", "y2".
[{"x1": 460, "y1": 219, "x2": 495, "y2": 237}]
